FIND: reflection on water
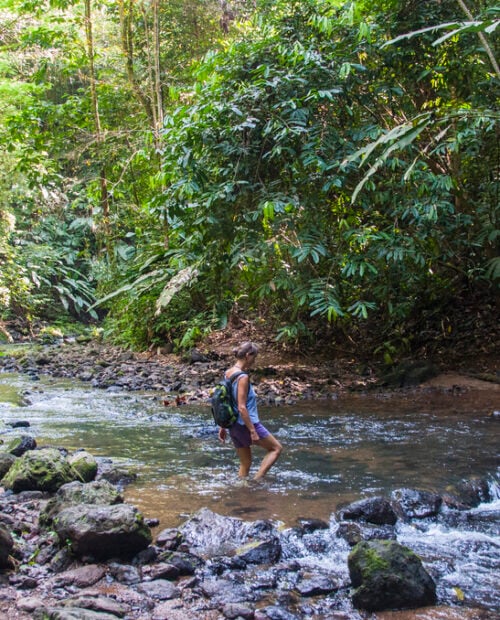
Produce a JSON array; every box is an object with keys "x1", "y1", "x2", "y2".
[{"x1": 0, "y1": 373, "x2": 499, "y2": 528}]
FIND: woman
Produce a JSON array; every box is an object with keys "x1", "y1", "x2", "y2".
[{"x1": 218, "y1": 342, "x2": 283, "y2": 480}]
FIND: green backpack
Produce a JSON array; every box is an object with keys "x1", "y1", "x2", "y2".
[{"x1": 210, "y1": 371, "x2": 245, "y2": 428}]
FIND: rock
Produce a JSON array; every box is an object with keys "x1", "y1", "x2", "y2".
[
  {"x1": 137, "y1": 579, "x2": 180, "y2": 600},
  {"x1": 295, "y1": 518, "x2": 329, "y2": 534},
  {"x1": 380, "y1": 361, "x2": 438, "y2": 387},
  {"x1": 107, "y1": 562, "x2": 141, "y2": 584},
  {"x1": 40, "y1": 479, "x2": 123, "y2": 527},
  {"x1": 145, "y1": 562, "x2": 180, "y2": 581},
  {"x1": 348, "y1": 539, "x2": 437, "y2": 611},
  {"x1": 222, "y1": 602, "x2": 255, "y2": 619},
  {"x1": 67, "y1": 451, "x2": 98, "y2": 483},
  {"x1": 53, "y1": 503, "x2": 152, "y2": 560},
  {"x1": 391, "y1": 488, "x2": 442, "y2": 519},
  {"x1": 338, "y1": 496, "x2": 397, "y2": 526},
  {"x1": 0, "y1": 452, "x2": 16, "y2": 479},
  {"x1": 0, "y1": 523, "x2": 14, "y2": 568},
  {"x1": 157, "y1": 550, "x2": 204, "y2": 575},
  {"x1": 33, "y1": 607, "x2": 119, "y2": 619},
  {"x1": 96, "y1": 458, "x2": 137, "y2": 487},
  {"x1": 6, "y1": 420, "x2": 30, "y2": 428},
  {"x1": 295, "y1": 573, "x2": 338, "y2": 596},
  {"x1": 336, "y1": 521, "x2": 396, "y2": 546},
  {"x1": 2, "y1": 447, "x2": 80, "y2": 493},
  {"x1": 155, "y1": 528, "x2": 183, "y2": 550},
  {"x1": 62, "y1": 596, "x2": 130, "y2": 617},
  {"x1": 452, "y1": 477, "x2": 492, "y2": 507},
  {"x1": 235, "y1": 537, "x2": 282, "y2": 565},
  {"x1": 179, "y1": 508, "x2": 251, "y2": 557},
  {"x1": 1, "y1": 434, "x2": 37, "y2": 457},
  {"x1": 53, "y1": 565, "x2": 106, "y2": 588}
]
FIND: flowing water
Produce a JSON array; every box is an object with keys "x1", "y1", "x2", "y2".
[{"x1": 1, "y1": 372, "x2": 499, "y2": 613}]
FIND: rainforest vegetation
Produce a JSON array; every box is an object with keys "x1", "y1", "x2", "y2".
[{"x1": 0, "y1": 0, "x2": 498, "y2": 360}]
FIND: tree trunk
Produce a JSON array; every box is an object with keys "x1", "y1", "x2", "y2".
[{"x1": 84, "y1": 0, "x2": 111, "y2": 253}]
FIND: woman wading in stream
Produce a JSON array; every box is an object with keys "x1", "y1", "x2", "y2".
[{"x1": 218, "y1": 342, "x2": 283, "y2": 479}]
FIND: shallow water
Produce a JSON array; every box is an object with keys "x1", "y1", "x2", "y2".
[
  {"x1": 0, "y1": 373, "x2": 498, "y2": 528},
  {"x1": 1, "y1": 372, "x2": 499, "y2": 613}
]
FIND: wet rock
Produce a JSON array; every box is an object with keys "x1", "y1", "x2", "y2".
[
  {"x1": 2, "y1": 434, "x2": 37, "y2": 457},
  {"x1": 391, "y1": 488, "x2": 442, "y2": 519},
  {"x1": 235, "y1": 537, "x2": 282, "y2": 565},
  {"x1": 40, "y1": 479, "x2": 123, "y2": 527},
  {"x1": 348, "y1": 539, "x2": 437, "y2": 611},
  {"x1": 295, "y1": 573, "x2": 339, "y2": 597},
  {"x1": 96, "y1": 458, "x2": 138, "y2": 488},
  {"x1": 0, "y1": 452, "x2": 16, "y2": 479},
  {"x1": 222, "y1": 602, "x2": 255, "y2": 619},
  {"x1": 157, "y1": 550, "x2": 204, "y2": 575},
  {"x1": 294, "y1": 517, "x2": 329, "y2": 534},
  {"x1": 2, "y1": 447, "x2": 80, "y2": 493},
  {"x1": 6, "y1": 420, "x2": 30, "y2": 428},
  {"x1": 155, "y1": 528, "x2": 183, "y2": 550},
  {"x1": 0, "y1": 523, "x2": 14, "y2": 568},
  {"x1": 255, "y1": 606, "x2": 299, "y2": 620},
  {"x1": 67, "y1": 451, "x2": 98, "y2": 483},
  {"x1": 179, "y1": 508, "x2": 251, "y2": 557},
  {"x1": 452, "y1": 476, "x2": 492, "y2": 508},
  {"x1": 53, "y1": 503, "x2": 152, "y2": 560},
  {"x1": 136, "y1": 579, "x2": 180, "y2": 600},
  {"x1": 338, "y1": 496, "x2": 397, "y2": 525},
  {"x1": 336, "y1": 521, "x2": 397, "y2": 546}
]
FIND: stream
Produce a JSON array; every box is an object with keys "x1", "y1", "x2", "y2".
[{"x1": 1, "y1": 372, "x2": 499, "y2": 614}]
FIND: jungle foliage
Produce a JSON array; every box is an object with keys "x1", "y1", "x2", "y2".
[{"x1": 0, "y1": 0, "x2": 498, "y2": 356}]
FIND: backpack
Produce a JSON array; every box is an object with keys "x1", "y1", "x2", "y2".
[{"x1": 210, "y1": 371, "x2": 245, "y2": 428}]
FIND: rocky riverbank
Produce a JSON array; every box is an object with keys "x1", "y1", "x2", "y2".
[
  {"x1": 1, "y1": 437, "x2": 498, "y2": 620},
  {"x1": 1, "y1": 336, "x2": 499, "y2": 408}
]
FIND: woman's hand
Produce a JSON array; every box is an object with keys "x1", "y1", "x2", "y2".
[
  {"x1": 250, "y1": 428, "x2": 259, "y2": 443},
  {"x1": 218, "y1": 427, "x2": 227, "y2": 443}
]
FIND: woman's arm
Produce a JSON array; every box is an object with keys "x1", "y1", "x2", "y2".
[{"x1": 237, "y1": 375, "x2": 259, "y2": 443}]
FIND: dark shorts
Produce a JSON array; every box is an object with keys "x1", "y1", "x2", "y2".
[{"x1": 229, "y1": 422, "x2": 270, "y2": 449}]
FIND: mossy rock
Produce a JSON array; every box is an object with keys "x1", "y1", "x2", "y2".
[
  {"x1": 0, "y1": 452, "x2": 16, "y2": 480},
  {"x1": 67, "y1": 450, "x2": 98, "y2": 483},
  {"x1": 40, "y1": 479, "x2": 123, "y2": 528},
  {"x1": 1, "y1": 447, "x2": 80, "y2": 493},
  {"x1": 348, "y1": 539, "x2": 436, "y2": 611}
]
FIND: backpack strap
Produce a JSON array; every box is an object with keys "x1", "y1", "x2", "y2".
[{"x1": 226, "y1": 370, "x2": 247, "y2": 383}]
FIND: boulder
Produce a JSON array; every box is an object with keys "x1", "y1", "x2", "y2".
[
  {"x1": 1, "y1": 448, "x2": 80, "y2": 493},
  {"x1": 1, "y1": 434, "x2": 37, "y2": 457},
  {"x1": 0, "y1": 452, "x2": 16, "y2": 479},
  {"x1": 338, "y1": 496, "x2": 397, "y2": 526},
  {"x1": 53, "y1": 503, "x2": 152, "y2": 560},
  {"x1": 179, "y1": 507, "x2": 252, "y2": 557},
  {"x1": 348, "y1": 539, "x2": 437, "y2": 611},
  {"x1": 67, "y1": 451, "x2": 98, "y2": 483},
  {"x1": 40, "y1": 479, "x2": 123, "y2": 527},
  {"x1": 391, "y1": 488, "x2": 442, "y2": 519},
  {"x1": 0, "y1": 523, "x2": 14, "y2": 568}
]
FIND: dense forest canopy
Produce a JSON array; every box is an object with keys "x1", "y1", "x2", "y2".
[{"x1": 0, "y1": 0, "x2": 498, "y2": 359}]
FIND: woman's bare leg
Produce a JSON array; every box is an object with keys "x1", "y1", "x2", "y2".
[
  {"x1": 236, "y1": 447, "x2": 252, "y2": 477},
  {"x1": 253, "y1": 434, "x2": 283, "y2": 480}
]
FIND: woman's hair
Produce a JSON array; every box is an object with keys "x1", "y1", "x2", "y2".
[{"x1": 233, "y1": 341, "x2": 259, "y2": 359}]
